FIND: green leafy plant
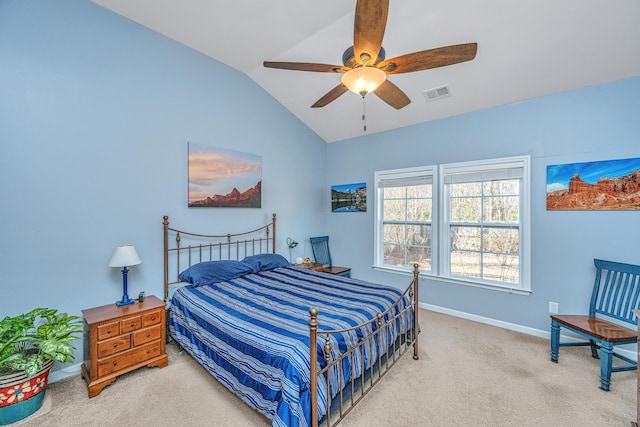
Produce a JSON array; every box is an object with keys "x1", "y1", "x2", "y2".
[{"x1": 0, "y1": 308, "x2": 84, "y2": 378}]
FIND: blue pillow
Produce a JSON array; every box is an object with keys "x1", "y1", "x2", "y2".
[
  {"x1": 178, "y1": 260, "x2": 255, "y2": 286},
  {"x1": 242, "y1": 253, "x2": 289, "y2": 271}
]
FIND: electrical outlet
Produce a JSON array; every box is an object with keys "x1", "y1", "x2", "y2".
[{"x1": 549, "y1": 301, "x2": 559, "y2": 314}]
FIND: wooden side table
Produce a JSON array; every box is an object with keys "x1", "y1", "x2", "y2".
[
  {"x1": 81, "y1": 295, "x2": 168, "y2": 398},
  {"x1": 296, "y1": 262, "x2": 324, "y2": 272}
]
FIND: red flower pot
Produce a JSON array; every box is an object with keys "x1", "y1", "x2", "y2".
[{"x1": 0, "y1": 359, "x2": 54, "y2": 425}]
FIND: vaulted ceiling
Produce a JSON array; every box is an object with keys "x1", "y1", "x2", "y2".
[{"x1": 92, "y1": 0, "x2": 640, "y2": 143}]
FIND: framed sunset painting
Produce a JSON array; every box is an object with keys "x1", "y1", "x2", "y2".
[{"x1": 188, "y1": 142, "x2": 262, "y2": 208}]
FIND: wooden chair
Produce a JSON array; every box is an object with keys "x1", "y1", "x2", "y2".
[
  {"x1": 550, "y1": 259, "x2": 640, "y2": 391},
  {"x1": 309, "y1": 236, "x2": 351, "y2": 278}
]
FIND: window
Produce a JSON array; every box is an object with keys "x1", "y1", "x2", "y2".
[
  {"x1": 374, "y1": 156, "x2": 530, "y2": 294},
  {"x1": 375, "y1": 167, "x2": 436, "y2": 273}
]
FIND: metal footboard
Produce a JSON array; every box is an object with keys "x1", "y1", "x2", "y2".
[{"x1": 308, "y1": 264, "x2": 420, "y2": 427}]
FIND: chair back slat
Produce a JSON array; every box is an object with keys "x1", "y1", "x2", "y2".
[
  {"x1": 592, "y1": 259, "x2": 640, "y2": 324},
  {"x1": 310, "y1": 236, "x2": 333, "y2": 267},
  {"x1": 618, "y1": 274, "x2": 635, "y2": 313},
  {"x1": 627, "y1": 275, "x2": 640, "y2": 315}
]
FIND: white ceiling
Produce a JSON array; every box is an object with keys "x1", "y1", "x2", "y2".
[{"x1": 92, "y1": 0, "x2": 640, "y2": 143}]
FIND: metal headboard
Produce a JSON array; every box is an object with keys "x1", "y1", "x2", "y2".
[{"x1": 163, "y1": 213, "x2": 277, "y2": 300}]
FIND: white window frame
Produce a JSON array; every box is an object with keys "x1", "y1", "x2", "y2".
[
  {"x1": 374, "y1": 166, "x2": 437, "y2": 275},
  {"x1": 374, "y1": 156, "x2": 531, "y2": 295}
]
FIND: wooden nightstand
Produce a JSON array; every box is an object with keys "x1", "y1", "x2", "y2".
[
  {"x1": 81, "y1": 295, "x2": 168, "y2": 398},
  {"x1": 297, "y1": 262, "x2": 324, "y2": 272}
]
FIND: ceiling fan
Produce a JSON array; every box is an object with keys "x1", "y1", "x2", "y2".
[{"x1": 263, "y1": 0, "x2": 478, "y2": 110}]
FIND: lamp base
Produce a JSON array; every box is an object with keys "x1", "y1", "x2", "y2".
[
  {"x1": 116, "y1": 297, "x2": 134, "y2": 307},
  {"x1": 116, "y1": 266, "x2": 135, "y2": 307}
]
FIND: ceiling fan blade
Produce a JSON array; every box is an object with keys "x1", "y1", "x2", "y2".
[
  {"x1": 377, "y1": 43, "x2": 478, "y2": 74},
  {"x1": 311, "y1": 84, "x2": 349, "y2": 108},
  {"x1": 353, "y1": 0, "x2": 389, "y2": 65},
  {"x1": 263, "y1": 61, "x2": 349, "y2": 73},
  {"x1": 374, "y1": 80, "x2": 411, "y2": 109}
]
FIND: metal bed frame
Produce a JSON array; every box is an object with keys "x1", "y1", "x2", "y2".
[{"x1": 163, "y1": 214, "x2": 419, "y2": 427}]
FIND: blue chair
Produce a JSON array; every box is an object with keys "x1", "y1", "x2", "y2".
[
  {"x1": 550, "y1": 259, "x2": 640, "y2": 391},
  {"x1": 309, "y1": 236, "x2": 351, "y2": 278}
]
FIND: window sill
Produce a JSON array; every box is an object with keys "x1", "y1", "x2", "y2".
[{"x1": 372, "y1": 265, "x2": 532, "y2": 296}]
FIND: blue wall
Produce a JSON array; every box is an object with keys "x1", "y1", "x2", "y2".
[
  {"x1": 0, "y1": 0, "x2": 327, "y2": 327},
  {"x1": 327, "y1": 76, "x2": 640, "y2": 332}
]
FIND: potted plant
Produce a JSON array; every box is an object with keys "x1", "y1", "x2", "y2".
[{"x1": 0, "y1": 308, "x2": 83, "y2": 425}]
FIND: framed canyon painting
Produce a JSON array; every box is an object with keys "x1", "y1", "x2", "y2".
[
  {"x1": 546, "y1": 157, "x2": 640, "y2": 211},
  {"x1": 188, "y1": 142, "x2": 261, "y2": 208}
]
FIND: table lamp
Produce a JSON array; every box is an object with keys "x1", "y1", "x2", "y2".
[
  {"x1": 108, "y1": 244, "x2": 142, "y2": 306},
  {"x1": 286, "y1": 237, "x2": 298, "y2": 264}
]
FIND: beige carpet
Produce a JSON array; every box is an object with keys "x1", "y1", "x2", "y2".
[{"x1": 10, "y1": 310, "x2": 636, "y2": 426}]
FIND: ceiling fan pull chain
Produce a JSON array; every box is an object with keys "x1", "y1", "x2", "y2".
[{"x1": 362, "y1": 95, "x2": 367, "y2": 131}]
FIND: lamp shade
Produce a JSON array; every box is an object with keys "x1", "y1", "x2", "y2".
[
  {"x1": 286, "y1": 237, "x2": 298, "y2": 249},
  {"x1": 108, "y1": 245, "x2": 142, "y2": 267},
  {"x1": 341, "y1": 67, "x2": 387, "y2": 95}
]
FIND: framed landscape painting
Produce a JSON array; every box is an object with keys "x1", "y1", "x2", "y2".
[
  {"x1": 331, "y1": 182, "x2": 366, "y2": 212},
  {"x1": 188, "y1": 142, "x2": 262, "y2": 208},
  {"x1": 546, "y1": 157, "x2": 640, "y2": 210}
]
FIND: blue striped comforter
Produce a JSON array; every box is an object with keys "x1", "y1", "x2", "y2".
[{"x1": 169, "y1": 266, "x2": 410, "y2": 427}]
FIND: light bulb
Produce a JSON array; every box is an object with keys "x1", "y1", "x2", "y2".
[{"x1": 341, "y1": 67, "x2": 387, "y2": 96}]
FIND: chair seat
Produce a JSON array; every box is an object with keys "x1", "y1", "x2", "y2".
[
  {"x1": 323, "y1": 266, "x2": 351, "y2": 276},
  {"x1": 551, "y1": 314, "x2": 637, "y2": 342}
]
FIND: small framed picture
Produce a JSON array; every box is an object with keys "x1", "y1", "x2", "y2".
[{"x1": 331, "y1": 182, "x2": 366, "y2": 212}]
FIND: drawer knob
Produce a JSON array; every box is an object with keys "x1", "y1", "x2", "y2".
[
  {"x1": 130, "y1": 322, "x2": 135, "y2": 327},
  {"x1": 151, "y1": 316, "x2": 156, "y2": 321},
  {"x1": 107, "y1": 329, "x2": 112, "y2": 334},
  {"x1": 146, "y1": 349, "x2": 150, "y2": 354},
  {"x1": 146, "y1": 333, "x2": 151, "y2": 337},
  {"x1": 113, "y1": 361, "x2": 117, "y2": 366},
  {"x1": 113, "y1": 343, "x2": 118, "y2": 348}
]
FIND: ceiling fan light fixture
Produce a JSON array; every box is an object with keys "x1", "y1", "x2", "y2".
[{"x1": 341, "y1": 67, "x2": 386, "y2": 96}]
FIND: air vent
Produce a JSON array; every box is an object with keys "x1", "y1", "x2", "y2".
[{"x1": 423, "y1": 84, "x2": 452, "y2": 102}]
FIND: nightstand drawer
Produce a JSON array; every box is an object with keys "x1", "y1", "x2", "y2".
[
  {"x1": 132, "y1": 325, "x2": 161, "y2": 346},
  {"x1": 142, "y1": 309, "x2": 162, "y2": 327},
  {"x1": 97, "y1": 321, "x2": 120, "y2": 341},
  {"x1": 97, "y1": 335, "x2": 131, "y2": 358},
  {"x1": 97, "y1": 341, "x2": 161, "y2": 377},
  {"x1": 120, "y1": 315, "x2": 142, "y2": 333}
]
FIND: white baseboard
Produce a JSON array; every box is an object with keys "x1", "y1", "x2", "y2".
[{"x1": 420, "y1": 302, "x2": 637, "y2": 362}]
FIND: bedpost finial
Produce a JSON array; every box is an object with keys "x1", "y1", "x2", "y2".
[
  {"x1": 163, "y1": 215, "x2": 169, "y2": 225},
  {"x1": 308, "y1": 307, "x2": 319, "y2": 328}
]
